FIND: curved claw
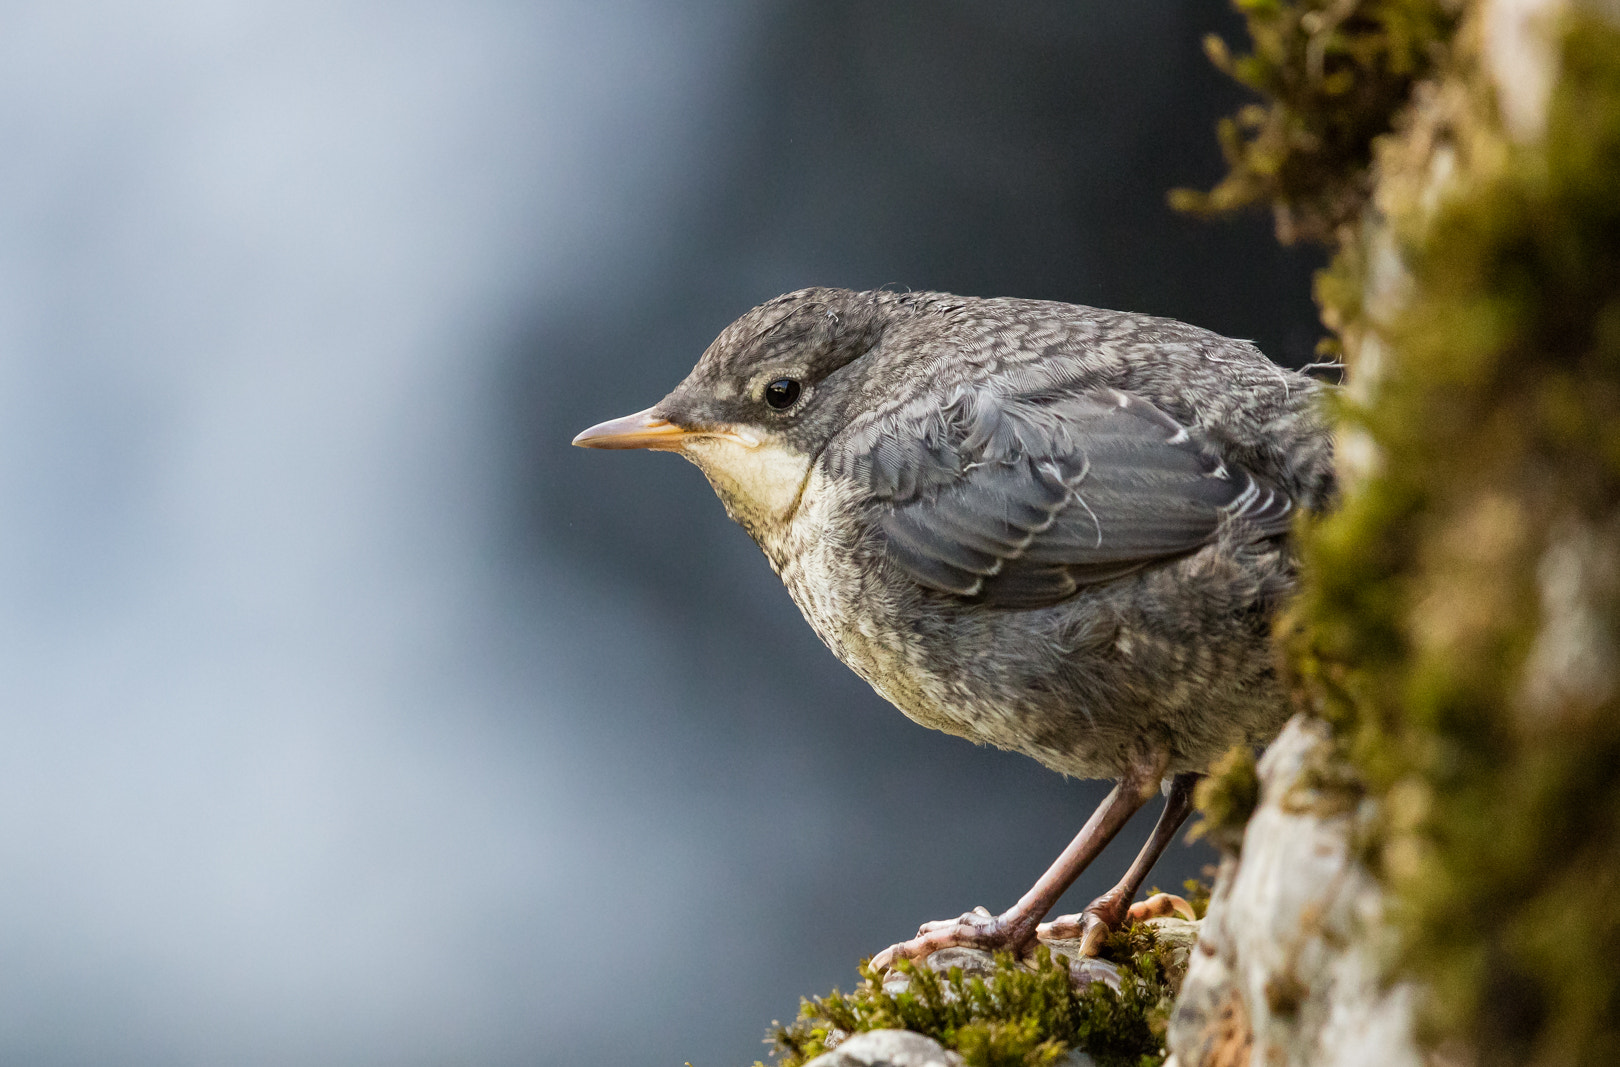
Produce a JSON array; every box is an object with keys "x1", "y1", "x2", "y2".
[
  {"x1": 1077, "y1": 913, "x2": 1111, "y2": 957},
  {"x1": 1035, "y1": 909, "x2": 1116, "y2": 956},
  {"x1": 1038, "y1": 895, "x2": 1128, "y2": 958},
  {"x1": 869, "y1": 906, "x2": 1036, "y2": 973},
  {"x1": 1036, "y1": 910, "x2": 1115, "y2": 957}
]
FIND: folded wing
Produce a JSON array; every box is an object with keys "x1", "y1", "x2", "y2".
[{"x1": 851, "y1": 387, "x2": 1293, "y2": 608}]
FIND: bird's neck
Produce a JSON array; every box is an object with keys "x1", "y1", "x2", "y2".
[{"x1": 679, "y1": 436, "x2": 816, "y2": 550}]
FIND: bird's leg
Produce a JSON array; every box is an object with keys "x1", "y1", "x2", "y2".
[
  {"x1": 1037, "y1": 771, "x2": 1202, "y2": 956},
  {"x1": 869, "y1": 757, "x2": 1165, "y2": 973}
]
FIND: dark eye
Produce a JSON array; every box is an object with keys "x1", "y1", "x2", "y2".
[{"x1": 763, "y1": 378, "x2": 801, "y2": 409}]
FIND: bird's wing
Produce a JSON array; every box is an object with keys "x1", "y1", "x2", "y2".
[{"x1": 842, "y1": 386, "x2": 1294, "y2": 608}]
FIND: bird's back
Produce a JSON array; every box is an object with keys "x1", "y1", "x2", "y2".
[{"x1": 834, "y1": 294, "x2": 1333, "y2": 507}]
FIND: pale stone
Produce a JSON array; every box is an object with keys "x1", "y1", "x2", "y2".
[
  {"x1": 801, "y1": 1029, "x2": 963, "y2": 1067},
  {"x1": 1483, "y1": 0, "x2": 1565, "y2": 142},
  {"x1": 1167, "y1": 716, "x2": 1423, "y2": 1067}
]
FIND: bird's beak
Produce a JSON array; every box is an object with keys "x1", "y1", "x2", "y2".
[{"x1": 572, "y1": 407, "x2": 695, "y2": 451}]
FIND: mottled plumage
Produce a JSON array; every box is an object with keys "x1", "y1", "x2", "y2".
[{"x1": 576, "y1": 287, "x2": 1334, "y2": 963}]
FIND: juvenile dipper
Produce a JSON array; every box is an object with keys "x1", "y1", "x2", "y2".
[{"x1": 574, "y1": 288, "x2": 1333, "y2": 966}]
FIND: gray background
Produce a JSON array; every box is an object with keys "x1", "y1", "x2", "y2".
[{"x1": 0, "y1": 3, "x2": 1318, "y2": 1065}]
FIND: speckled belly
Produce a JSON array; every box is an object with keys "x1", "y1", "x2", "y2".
[
  {"x1": 773, "y1": 513, "x2": 1089, "y2": 762},
  {"x1": 770, "y1": 493, "x2": 984, "y2": 743},
  {"x1": 769, "y1": 488, "x2": 1292, "y2": 781}
]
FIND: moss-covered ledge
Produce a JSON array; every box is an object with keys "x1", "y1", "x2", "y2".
[{"x1": 756, "y1": 913, "x2": 1209, "y2": 1067}]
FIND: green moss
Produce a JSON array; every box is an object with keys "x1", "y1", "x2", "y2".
[
  {"x1": 1310, "y1": 18, "x2": 1620, "y2": 1063},
  {"x1": 1179, "y1": 878, "x2": 1213, "y2": 921},
  {"x1": 759, "y1": 940, "x2": 1179, "y2": 1067},
  {"x1": 1170, "y1": 0, "x2": 1459, "y2": 244},
  {"x1": 1187, "y1": 745, "x2": 1261, "y2": 853},
  {"x1": 1192, "y1": 3, "x2": 1620, "y2": 1063}
]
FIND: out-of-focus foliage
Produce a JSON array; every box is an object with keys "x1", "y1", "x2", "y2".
[
  {"x1": 1186, "y1": 746, "x2": 1261, "y2": 854},
  {"x1": 1297, "y1": 17, "x2": 1620, "y2": 1063},
  {"x1": 1189, "y1": 1, "x2": 1620, "y2": 1063},
  {"x1": 1170, "y1": 0, "x2": 1459, "y2": 244}
]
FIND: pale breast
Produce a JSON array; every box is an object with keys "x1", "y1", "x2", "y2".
[{"x1": 773, "y1": 470, "x2": 1023, "y2": 746}]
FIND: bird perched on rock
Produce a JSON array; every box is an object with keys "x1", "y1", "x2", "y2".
[{"x1": 574, "y1": 288, "x2": 1333, "y2": 967}]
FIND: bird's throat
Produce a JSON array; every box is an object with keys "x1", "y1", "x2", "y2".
[{"x1": 680, "y1": 435, "x2": 816, "y2": 543}]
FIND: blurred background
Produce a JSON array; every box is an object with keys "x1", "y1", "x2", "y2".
[{"x1": 0, "y1": 2, "x2": 1320, "y2": 1064}]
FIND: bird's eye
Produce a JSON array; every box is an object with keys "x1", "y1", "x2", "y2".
[{"x1": 763, "y1": 378, "x2": 802, "y2": 409}]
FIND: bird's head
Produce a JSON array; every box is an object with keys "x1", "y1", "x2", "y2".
[{"x1": 573, "y1": 288, "x2": 888, "y2": 538}]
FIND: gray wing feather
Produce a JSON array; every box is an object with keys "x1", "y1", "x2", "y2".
[{"x1": 855, "y1": 387, "x2": 1293, "y2": 607}]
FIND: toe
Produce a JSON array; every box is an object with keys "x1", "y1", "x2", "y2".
[
  {"x1": 869, "y1": 944, "x2": 907, "y2": 972},
  {"x1": 1126, "y1": 892, "x2": 1197, "y2": 923},
  {"x1": 1036, "y1": 914, "x2": 1085, "y2": 941},
  {"x1": 872, "y1": 906, "x2": 1037, "y2": 969},
  {"x1": 918, "y1": 906, "x2": 991, "y2": 936}
]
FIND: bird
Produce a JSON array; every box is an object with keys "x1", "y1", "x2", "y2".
[{"x1": 573, "y1": 287, "x2": 1334, "y2": 968}]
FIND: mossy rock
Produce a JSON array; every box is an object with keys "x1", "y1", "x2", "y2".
[{"x1": 759, "y1": 920, "x2": 1205, "y2": 1067}]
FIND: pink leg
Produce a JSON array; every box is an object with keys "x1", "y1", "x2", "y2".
[
  {"x1": 869, "y1": 754, "x2": 1167, "y2": 972},
  {"x1": 1038, "y1": 771, "x2": 1201, "y2": 954}
]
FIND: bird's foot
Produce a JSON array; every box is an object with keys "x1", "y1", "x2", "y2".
[
  {"x1": 1037, "y1": 892, "x2": 1197, "y2": 957},
  {"x1": 869, "y1": 905, "x2": 1040, "y2": 973}
]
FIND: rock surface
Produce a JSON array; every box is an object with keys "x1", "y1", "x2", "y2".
[
  {"x1": 800, "y1": 1029, "x2": 1103, "y2": 1067},
  {"x1": 1166, "y1": 716, "x2": 1421, "y2": 1067},
  {"x1": 800, "y1": 1029, "x2": 964, "y2": 1067}
]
